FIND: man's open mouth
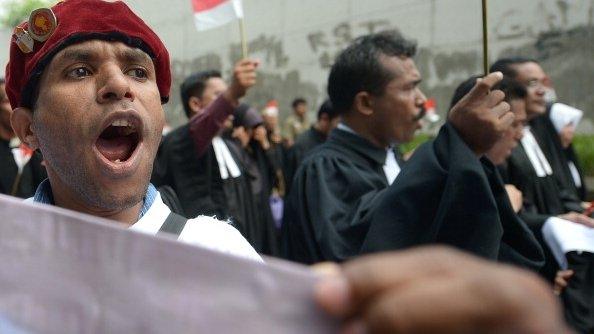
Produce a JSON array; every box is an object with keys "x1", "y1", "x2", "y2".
[{"x1": 95, "y1": 116, "x2": 142, "y2": 164}]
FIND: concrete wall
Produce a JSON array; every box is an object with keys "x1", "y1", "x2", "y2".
[{"x1": 2, "y1": 0, "x2": 593, "y2": 130}]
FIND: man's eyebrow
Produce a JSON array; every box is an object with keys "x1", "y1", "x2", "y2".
[
  {"x1": 57, "y1": 49, "x2": 95, "y2": 63},
  {"x1": 119, "y1": 48, "x2": 152, "y2": 64}
]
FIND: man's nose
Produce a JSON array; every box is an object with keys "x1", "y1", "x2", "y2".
[
  {"x1": 416, "y1": 88, "x2": 427, "y2": 106},
  {"x1": 96, "y1": 65, "x2": 135, "y2": 103}
]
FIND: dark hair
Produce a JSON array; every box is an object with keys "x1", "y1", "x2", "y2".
[
  {"x1": 494, "y1": 78, "x2": 527, "y2": 101},
  {"x1": 232, "y1": 103, "x2": 262, "y2": 128},
  {"x1": 180, "y1": 70, "x2": 221, "y2": 119},
  {"x1": 327, "y1": 30, "x2": 417, "y2": 114},
  {"x1": 489, "y1": 57, "x2": 538, "y2": 79},
  {"x1": 449, "y1": 75, "x2": 481, "y2": 109},
  {"x1": 450, "y1": 75, "x2": 528, "y2": 109},
  {"x1": 316, "y1": 99, "x2": 339, "y2": 120},
  {"x1": 292, "y1": 98, "x2": 306, "y2": 109}
]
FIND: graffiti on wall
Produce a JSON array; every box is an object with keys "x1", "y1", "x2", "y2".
[
  {"x1": 164, "y1": 0, "x2": 594, "y2": 127},
  {"x1": 307, "y1": 19, "x2": 392, "y2": 69},
  {"x1": 229, "y1": 34, "x2": 289, "y2": 68},
  {"x1": 165, "y1": 35, "x2": 318, "y2": 127}
]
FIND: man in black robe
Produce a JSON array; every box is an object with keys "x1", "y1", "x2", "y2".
[
  {"x1": 490, "y1": 58, "x2": 593, "y2": 242},
  {"x1": 284, "y1": 99, "x2": 340, "y2": 192},
  {"x1": 0, "y1": 78, "x2": 46, "y2": 198},
  {"x1": 490, "y1": 58, "x2": 586, "y2": 218},
  {"x1": 490, "y1": 57, "x2": 594, "y2": 333},
  {"x1": 230, "y1": 105, "x2": 281, "y2": 254},
  {"x1": 427, "y1": 76, "x2": 545, "y2": 271},
  {"x1": 281, "y1": 31, "x2": 514, "y2": 264},
  {"x1": 152, "y1": 63, "x2": 263, "y2": 248},
  {"x1": 363, "y1": 76, "x2": 544, "y2": 271}
]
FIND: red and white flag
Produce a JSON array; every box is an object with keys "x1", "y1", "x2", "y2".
[
  {"x1": 424, "y1": 98, "x2": 440, "y2": 123},
  {"x1": 192, "y1": 0, "x2": 243, "y2": 31}
]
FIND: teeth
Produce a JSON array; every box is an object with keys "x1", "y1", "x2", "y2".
[
  {"x1": 121, "y1": 127, "x2": 136, "y2": 136},
  {"x1": 110, "y1": 119, "x2": 134, "y2": 128},
  {"x1": 115, "y1": 159, "x2": 121, "y2": 163}
]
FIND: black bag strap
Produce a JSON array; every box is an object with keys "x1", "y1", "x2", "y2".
[{"x1": 158, "y1": 212, "x2": 188, "y2": 236}]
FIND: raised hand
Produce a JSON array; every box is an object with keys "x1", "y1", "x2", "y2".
[
  {"x1": 223, "y1": 59, "x2": 259, "y2": 105},
  {"x1": 448, "y1": 72, "x2": 514, "y2": 155}
]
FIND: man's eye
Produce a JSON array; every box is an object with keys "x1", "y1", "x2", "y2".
[
  {"x1": 126, "y1": 68, "x2": 148, "y2": 79},
  {"x1": 68, "y1": 67, "x2": 91, "y2": 78}
]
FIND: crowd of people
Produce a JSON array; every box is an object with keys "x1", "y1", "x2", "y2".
[{"x1": 0, "y1": 0, "x2": 592, "y2": 332}]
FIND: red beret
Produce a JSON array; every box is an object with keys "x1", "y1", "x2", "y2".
[{"x1": 5, "y1": 0, "x2": 171, "y2": 109}]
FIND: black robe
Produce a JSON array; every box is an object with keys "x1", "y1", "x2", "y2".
[
  {"x1": 151, "y1": 124, "x2": 258, "y2": 244},
  {"x1": 561, "y1": 251, "x2": 594, "y2": 333},
  {"x1": 284, "y1": 126, "x2": 326, "y2": 193},
  {"x1": 0, "y1": 139, "x2": 46, "y2": 198},
  {"x1": 504, "y1": 143, "x2": 566, "y2": 229},
  {"x1": 282, "y1": 123, "x2": 543, "y2": 267},
  {"x1": 530, "y1": 113, "x2": 583, "y2": 212},
  {"x1": 362, "y1": 124, "x2": 544, "y2": 270},
  {"x1": 563, "y1": 145, "x2": 587, "y2": 201},
  {"x1": 500, "y1": 138, "x2": 569, "y2": 280},
  {"x1": 279, "y1": 126, "x2": 409, "y2": 264},
  {"x1": 238, "y1": 140, "x2": 281, "y2": 255}
]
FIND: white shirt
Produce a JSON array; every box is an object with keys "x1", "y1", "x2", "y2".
[
  {"x1": 337, "y1": 123, "x2": 401, "y2": 185},
  {"x1": 568, "y1": 161, "x2": 582, "y2": 188},
  {"x1": 130, "y1": 193, "x2": 262, "y2": 262},
  {"x1": 383, "y1": 148, "x2": 400, "y2": 185}
]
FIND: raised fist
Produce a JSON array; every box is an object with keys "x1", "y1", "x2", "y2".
[{"x1": 224, "y1": 59, "x2": 259, "y2": 105}]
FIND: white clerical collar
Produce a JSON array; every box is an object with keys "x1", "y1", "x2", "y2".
[
  {"x1": 383, "y1": 148, "x2": 400, "y2": 185},
  {"x1": 212, "y1": 136, "x2": 241, "y2": 180},
  {"x1": 337, "y1": 122, "x2": 357, "y2": 135},
  {"x1": 338, "y1": 123, "x2": 400, "y2": 184},
  {"x1": 520, "y1": 127, "x2": 553, "y2": 177}
]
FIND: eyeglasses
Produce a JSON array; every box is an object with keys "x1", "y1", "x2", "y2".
[{"x1": 525, "y1": 79, "x2": 546, "y2": 89}]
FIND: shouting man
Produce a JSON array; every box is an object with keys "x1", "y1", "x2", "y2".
[{"x1": 7, "y1": 0, "x2": 260, "y2": 260}]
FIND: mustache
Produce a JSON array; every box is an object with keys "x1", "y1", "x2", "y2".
[{"x1": 412, "y1": 106, "x2": 426, "y2": 121}]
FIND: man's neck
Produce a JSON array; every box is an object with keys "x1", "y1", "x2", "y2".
[
  {"x1": 313, "y1": 122, "x2": 327, "y2": 136},
  {"x1": 341, "y1": 119, "x2": 385, "y2": 148},
  {"x1": 48, "y1": 175, "x2": 143, "y2": 225}
]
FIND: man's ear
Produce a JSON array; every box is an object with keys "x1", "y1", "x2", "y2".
[
  {"x1": 11, "y1": 107, "x2": 39, "y2": 150},
  {"x1": 188, "y1": 96, "x2": 203, "y2": 115},
  {"x1": 353, "y1": 91, "x2": 374, "y2": 116}
]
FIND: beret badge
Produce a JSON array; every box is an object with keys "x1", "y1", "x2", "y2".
[
  {"x1": 13, "y1": 7, "x2": 56, "y2": 54},
  {"x1": 14, "y1": 27, "x2": 34, "y2": 54},
  {"x1": 28, "y1": 8, "x2": 57, "y2": 42}
]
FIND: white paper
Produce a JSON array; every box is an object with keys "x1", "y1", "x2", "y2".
[
  {"x1": 549, "y1": 102, "x2": 583, "y2": 133},
  {"x1": 542, "y1": 216, "x2": 594, "y2": 269},
  {"x1": 0, "y1": 194, "x2": 337, "y2": 334}
]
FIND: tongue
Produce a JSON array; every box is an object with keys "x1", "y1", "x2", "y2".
[{"x1": 96, "y1": 136, "x2": 135, "y2": 162}]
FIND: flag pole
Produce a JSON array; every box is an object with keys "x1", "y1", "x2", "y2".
[
  {"x1": 238, "y1": 17, "x2": 248, "y2": 59},
  {"x1": 10, "y1": 172, "x2": 22, "y2": 196},
  {"x1": 481, "y1": 0, "x2": 489, "y2": 75}
]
